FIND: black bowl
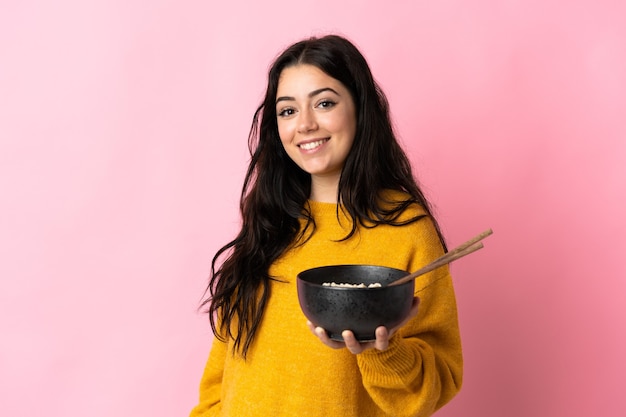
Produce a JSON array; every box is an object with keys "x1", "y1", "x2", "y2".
[{"x1": 296, "y1": 265, "x2": 415, "y2": 342}]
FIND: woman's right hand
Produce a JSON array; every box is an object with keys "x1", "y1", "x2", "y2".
[{"x1": 306, "y1": 296, "x2": 420, "y2": 354}]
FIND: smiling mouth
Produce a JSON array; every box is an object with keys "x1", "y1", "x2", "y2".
[{"x1": 299, "y1": 139, "x2": 328, "y2": 151}]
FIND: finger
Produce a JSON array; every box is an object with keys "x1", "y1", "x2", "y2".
[
  {"x1": 315, "y1": 326, "x2": 329, "y2": 341},
  {"x1": 306, "y1": 320, "x2": 328, "y2": 340},
  {"x1": 306, "y1": 320, "x2": 317, "y2": 334},
  {"x1": 398, "y1": 297, "x2": 420, "y2": 328},
  {"x1": 342, "y1": 330, "x2": 365, "y2": 354},
  {"x1": 308, "y1": 322, "x2": 346, "y2": 349},
  {"x1": 386, "y1": 297, "x2": 420, "y2": 339},
  {"x1": 374, "y1": 326, "x2": 390, "y2": 351},
  {"x1": 410, "y1": 297, "x2": 420, "y2": 316}
]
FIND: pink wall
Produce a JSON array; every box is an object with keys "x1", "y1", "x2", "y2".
[{"x1": 1, "y1": 1, "x2": 624, "y2": 416}]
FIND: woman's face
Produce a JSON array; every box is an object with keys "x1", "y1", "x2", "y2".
[{"x1": 275, "y1": 64, "x2": 357, "y2": 182}]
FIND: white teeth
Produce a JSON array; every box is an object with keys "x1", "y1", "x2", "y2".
[{"x1": 300, "y1": 139, "x2": 326, "y2": 150}]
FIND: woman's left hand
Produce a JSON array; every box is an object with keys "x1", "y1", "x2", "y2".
[{"x1": 306, "y1": 297, "x2": 420, "y2": 354}]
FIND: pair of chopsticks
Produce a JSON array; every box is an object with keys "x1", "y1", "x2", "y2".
[{"x1": 388, "y1": 228, "x2": 493, "y2": 287}]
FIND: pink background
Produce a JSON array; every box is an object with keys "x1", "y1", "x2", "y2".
[{"x1": 1, "y1": 1, "x2": 625, "y2": 416}]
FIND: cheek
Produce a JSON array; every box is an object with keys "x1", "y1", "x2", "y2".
[
  {"x1": 277, "y1": 122, "x2": 292, "y2": 145},
  {"x1": 328, "y1": 111, "x2": 356, "y2": 135}
]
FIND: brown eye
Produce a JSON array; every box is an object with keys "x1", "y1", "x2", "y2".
[
  {"x1": 317, "y1": 100, "x2": 336, "y2": 109},
  {"x1": 278, "y1": 108, "x2": 296, "y2": 117}
]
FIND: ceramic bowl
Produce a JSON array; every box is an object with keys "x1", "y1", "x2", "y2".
[{"x1": 296, "y1": 264, "x2": 415, "y2": 341}]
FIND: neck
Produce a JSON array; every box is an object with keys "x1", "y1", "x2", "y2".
[{"x1": 309, "y1": 174, "x2": 340, "y2": 203}]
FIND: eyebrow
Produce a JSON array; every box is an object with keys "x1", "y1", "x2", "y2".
[{"x1": 275, "y1": 87, "x2": 340, "y2": 105}]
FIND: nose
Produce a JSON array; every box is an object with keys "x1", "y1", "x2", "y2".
[{"x1": 297, "y1": 108, "x2": 318, "y2": 133}]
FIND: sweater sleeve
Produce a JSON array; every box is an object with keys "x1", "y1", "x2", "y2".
[
  {"x1": 189, "y1": 337, "x2": 227, "y2": 417},
  {"x1": 356, "y1": 216, "x2": 463, "y2": 417}
]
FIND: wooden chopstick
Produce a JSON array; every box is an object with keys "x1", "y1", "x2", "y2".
[
  {"x1": 387, "y1": 228, "x2": 492, "y2": 287},
  {"x1": 438, "y1": 228, "x2": 493, "y2": 263}
]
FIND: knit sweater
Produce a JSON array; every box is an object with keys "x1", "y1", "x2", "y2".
[{"x1": 190, "y1": 199, "x2": 463, "y2": 417}]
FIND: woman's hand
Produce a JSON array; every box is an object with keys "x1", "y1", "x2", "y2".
[{"x1": 306, "y1": 297, "x2": 420, "y2": 354}]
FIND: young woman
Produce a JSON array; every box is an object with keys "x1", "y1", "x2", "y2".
[{"x1": 190, "y1": 34, "x2": 463, "y2": 417}]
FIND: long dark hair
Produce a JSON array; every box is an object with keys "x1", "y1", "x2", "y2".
[{"x1": 201, "y1": 34, "x2": 446, "y2": 357}]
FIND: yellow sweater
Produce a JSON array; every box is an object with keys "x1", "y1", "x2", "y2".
[{"x1": 190, "y1": 200, "x2": 463, "y2": 417}]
